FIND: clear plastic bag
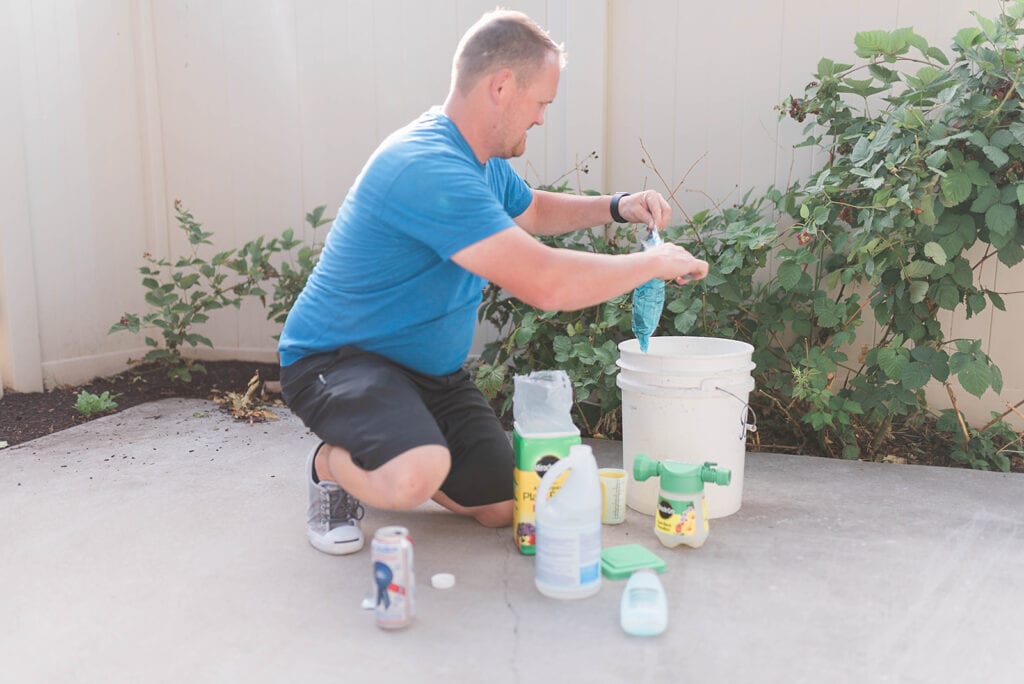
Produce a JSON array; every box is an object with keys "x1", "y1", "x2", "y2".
[{"x1": 513, "y1": 370, "x2": 576, "y2": 434}]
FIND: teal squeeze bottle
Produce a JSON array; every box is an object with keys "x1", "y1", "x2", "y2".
[{"x1": 620, "y1": 569, "x2": 668, "y2": 636}]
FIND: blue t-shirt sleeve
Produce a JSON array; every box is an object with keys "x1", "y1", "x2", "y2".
[
  {"x1": 385, "y1": 157, "x2": 521, "y2": 260},
  {"x1": 488, "y1": 158, "x2": 534, "y2": 219}
]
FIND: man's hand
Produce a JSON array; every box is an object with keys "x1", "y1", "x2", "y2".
[
  {"x1": 618, "y1": 190, "x2": 672, "y2": 229},
  {"x1": 647, "y1": 243, "x2": 709, "y2": 285}
]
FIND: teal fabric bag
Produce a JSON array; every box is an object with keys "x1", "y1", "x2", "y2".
[{"x1": 631, "y1": 227, "x2": 665, "y2": 353}]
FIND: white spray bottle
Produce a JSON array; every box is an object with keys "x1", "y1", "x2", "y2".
[{"x1": 534, "y1": 444, "x2": 602, "y2": 599}]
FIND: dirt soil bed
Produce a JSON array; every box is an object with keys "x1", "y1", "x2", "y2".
[
  {"x1": 1, "y1": 359, "x2": 1021, "y2": 473},
  {"x1": 0, "y1": 360, "x2": 280, "y2": 447}
]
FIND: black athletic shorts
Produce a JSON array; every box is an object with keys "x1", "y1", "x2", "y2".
[{"x1": 280, "y1": 346, "x2": 513, "y2": 507}]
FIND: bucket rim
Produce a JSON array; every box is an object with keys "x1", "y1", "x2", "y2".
[
  {"x1": 617, "y1": 336, "x2": 754, "y2": 356},
  {"x1": 615, "y1": 358, "x2": 756, "y2": 376},
  {"x1": 616, "y1": 374, "x2": 755, "y2": 396}
]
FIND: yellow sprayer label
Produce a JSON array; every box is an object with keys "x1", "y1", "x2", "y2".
[{"x1": 655, "y1": 497, "x2": 699, "y2": 537}]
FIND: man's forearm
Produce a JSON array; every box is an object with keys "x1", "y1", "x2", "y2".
[{"x1": 517, "y1": 189, "x2": 618, "y2": 236}]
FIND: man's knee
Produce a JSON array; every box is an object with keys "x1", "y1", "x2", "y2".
[{"x1": 377, "y1": 445, "x2": 450, "y2": 510}]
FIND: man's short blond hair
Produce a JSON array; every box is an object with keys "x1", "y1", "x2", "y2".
[{"x1": 452, "y1": 9, "x2": 566, "y2": 94}]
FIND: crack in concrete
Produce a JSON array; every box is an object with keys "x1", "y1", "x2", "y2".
[{"x1": 500, "y1": 529, "x2": 522, "y2": 683}]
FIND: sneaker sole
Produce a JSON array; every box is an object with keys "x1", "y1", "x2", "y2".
[{"x1": 308, "y1": 530, "x2": 365, "y2": 556}]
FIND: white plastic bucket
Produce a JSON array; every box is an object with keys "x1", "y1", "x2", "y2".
[{"x1": 617, "y1": 336, "x2": 756, "y2": 518}]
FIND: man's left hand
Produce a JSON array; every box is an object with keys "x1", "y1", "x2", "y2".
[{"x1": 619, "y1": 190, "x2": 672, "y2": 229}]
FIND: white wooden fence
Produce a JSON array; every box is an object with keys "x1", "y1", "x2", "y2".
[{"x1": 2, "y1": 0, "x2": 1017, "y2": 425}]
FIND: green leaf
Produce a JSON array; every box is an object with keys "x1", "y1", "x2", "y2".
[
  {"x1": 923, "y1": 241, "x2": 947, "y2": 265},
  {"x1": 958, "y1": 361, "x2": 992, "y2": 398},
  {"x1": 925, "y1": 149, "x2": 947, "y2": 169},
  {"x1": 985, "y1": 203, "x2": 1016, "y2": 239},
  {"x1": 877, "y1": 347, "x2": 907, "y2": 380},
  {"x1": 934, "y1": 283, "x2": 960, "y2": 310},
  {"x1": 1016, "y1": 185, "x2": 1024, "y2": 206},
  {"x1": 953, "y1": 27, "x2": 983, "y2": 50},
  {"x1": 997, "y1": 241, "x2": 1024, "y2": 266},
  {"x1": 902, "y1": 260, "x2": 935, "y2": 279},
  {"x1": 926, "y1": 46, "x2": 949, "y2": 65},
  {"x1": 900, "y1": 361, "x2": 932, "y2": 390},
  {"x1": 908, "y1": 280, "x2": 929, "y2": 303},
  {"x1": 776, "y1": 261, "x2": 802, "y2": 290},
  {"x1": 1010, "y1": 123, "x2": 1024, "y2": 147},
  {"x1": 552, "y1": 336, "x2": 572, "y2": 362},
  {"x1": 868, "y1": 63, "x2": 899, "y2": 83},
  {"x1": 673, "y1": 308, "x2": 698, "y2": 333},
  {"x1": 970, "y1": 186, "x2": 1000, "y2": 213},
  {"x1": 988, "y1": 290, "x2": 1006, "y2": 311},
  {"x1": 964, "y1": 161, "x2": 991, "y2": 187},
  {"x1": 972, "y1": 12, "x2": 997, "y2": 39},
  {"x1": 917, "y1": 193, "x2": 937, "y2": 226},
  {"x1": 813, "y1": 297, "x2": 842, "y2": 328},
  {"x1": 855, "y1": 29, "x2": 906, "y2": 57},
  {"x1": 474, "y1": 364, "x2": 506, "y2": 401},
  {"x1": 982, "y1": 146, "x2": 1010, "y2": 167},
  {"x1": 940, "y1": 170, "x2": 971, "y2": 206},
  {"x1": 915, "y1": 66, "x2": 944, "y2": 86},
  {"x1": 993, "y1": 453, "x2": 1011, "y2": 473},
  {"x1": 990, "y1": 129, "x2": 1016, "y2": 150}
]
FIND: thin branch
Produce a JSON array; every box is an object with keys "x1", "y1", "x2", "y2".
[
  {"x1": 944, "y1": 382, "x2": 972, "y2": 448},
  {"x1": 980, "y1": 397, "x2": 1024, "y2": 432},
  {"x1": 638, "y1": 137, "x2": 702, "y2": 228}
]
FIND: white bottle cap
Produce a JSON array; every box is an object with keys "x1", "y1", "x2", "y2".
[{"x1": 431, "y1": 573, "x2": 456, "y2": 589}]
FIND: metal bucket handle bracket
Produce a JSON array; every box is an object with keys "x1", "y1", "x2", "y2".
[{"x1": 715, "y1": 385, "x2": 758, "y2": 440}]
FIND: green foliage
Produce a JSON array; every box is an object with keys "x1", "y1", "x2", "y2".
[
  {"x1": 476, "y1": 183, "x2": 635, "y2": 437},
  {"x1": 264, "y1": 205, "x2": 331, "y2": 331},
  {"x1": 110, "y1": 200, "x2": 329, "y2": 381},
  {"x1": 74, "y1": 390, "x2": 119, "y2": 416},
  {"x1": 770, "y1": 5, "x2": 1024, "y2": 468},
  {"x1": 476, "y1": 5, "x2": 1024, "y2": 471}
]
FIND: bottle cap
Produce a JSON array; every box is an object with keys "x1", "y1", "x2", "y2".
[{"x1": 430, "y1": 573, "x2": 455, "y2": 589}]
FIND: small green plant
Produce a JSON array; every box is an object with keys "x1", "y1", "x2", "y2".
[
  {"x1": 74, "y1": 390, "x2": 119, "y2": 416},
  {"x1": 264, "y1": 205, "x2": 331, "y2": 332},
  {"x1": 110, "y1": 201, "x2": 328, "y2": 380}
]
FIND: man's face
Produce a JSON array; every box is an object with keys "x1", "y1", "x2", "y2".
[{"x1": 497, "y1": 51, "x2": 560, "y2": 159}]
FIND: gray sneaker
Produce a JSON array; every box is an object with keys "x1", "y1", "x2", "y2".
[{"x1": 306, "y1": 443, "x2": 365, "y2": 555}]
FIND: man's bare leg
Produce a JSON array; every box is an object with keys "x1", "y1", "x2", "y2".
[{"x1": 315, "y1": 443, "x2": 512, "y2": 527}]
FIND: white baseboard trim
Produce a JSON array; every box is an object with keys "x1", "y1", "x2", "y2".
[{"x1": 39, "y1": 346, "x2": 280, "y2": 389}]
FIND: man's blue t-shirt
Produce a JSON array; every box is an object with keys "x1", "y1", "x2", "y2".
[{"x1": 278, "y1": 109, "x2": 534, "y2": 375}]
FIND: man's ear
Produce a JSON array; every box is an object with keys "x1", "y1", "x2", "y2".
[{"x1": 489, "y1": 67, "x2": 515, "y2": 103}]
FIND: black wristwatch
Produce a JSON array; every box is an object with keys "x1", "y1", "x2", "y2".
[{"x1": 610, "y1": 192, "x2": 630, "y2": 223}]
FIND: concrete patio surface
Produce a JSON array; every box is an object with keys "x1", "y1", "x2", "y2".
[{"x1": 2, "y1": 397, "x2": 1023, "y2": 683}]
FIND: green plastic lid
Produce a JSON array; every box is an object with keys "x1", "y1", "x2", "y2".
[
  {"x1": 601, "y1": 544, "x2": 667, "y2": 579},
  {"x1": 633, "y1": 453, "x2": 732, "y2": 493}
]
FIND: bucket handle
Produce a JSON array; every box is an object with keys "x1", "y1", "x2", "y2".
[{"x1": 714, "y1": 385, "x2": 758, "y2": 440}]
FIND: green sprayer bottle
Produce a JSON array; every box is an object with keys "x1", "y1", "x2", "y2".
[{"x1": 633, "y1": 453, "x2": 731, "y2": 549}]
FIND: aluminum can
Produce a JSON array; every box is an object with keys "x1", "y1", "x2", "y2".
[{"x1": 371, "y1": 526, "x2": 415, "y2": 629}]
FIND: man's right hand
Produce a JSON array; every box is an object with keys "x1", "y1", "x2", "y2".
[{"x1": 647, "y1": 243, "x2": 709, "y2": 285}]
